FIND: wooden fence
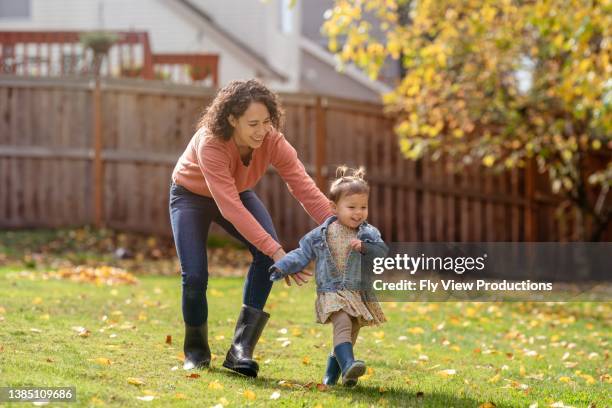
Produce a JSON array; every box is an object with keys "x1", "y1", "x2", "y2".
[{"x1": 0, "y1": 75, "x2": 608, "y2": 247}]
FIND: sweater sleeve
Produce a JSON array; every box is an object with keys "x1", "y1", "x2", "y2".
[
  {"x1": 270, "y1": 133, "x2": 333, "y2": 224},
  {"x1": 197, "y1": 140, "x2": 281, "y2": 257}
]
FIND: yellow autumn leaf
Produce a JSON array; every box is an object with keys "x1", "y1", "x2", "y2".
[
  {"x1": 438, "y1": 369, "x2": 457, "y2": 376},
  {"x1": 127, "y1": 377, "x2": 145, "y2": 386},
  {"x1": 488, "y1": 374, "x2": 501, "y2": 383},
  {"x1": 483, "y1": 155, "x2": 495, "y2": 167},
  {"x1": 592, "y1": 139, "x2": 602, "y2": 150},
  {"x1": 558, "y1": 376, "x2": 572, "y2": 383},
  {"x1": 32, "y1": 297, "x2": 43, "y2": 305},
  {"x1": 208, "y1": 380, "x2": 224, "y2": 390},
  {"x1": 373, "y1": 331, "x2": 385, "y2": 339},
  {"x1": 244, "y1": 390, "x2": 256, "y2": 400},
  {"x1": 91, "y1": 357, "x2": 112, "y2": 366},
  {"x1": 407, "y1": 327, "x2": 424, "y2": 334},
  {"x1": 302, "y1": 356, "x2": 311, "y2": 365},
  {"x1": 479, "y1": 403, "x2": 497, "y2": 408},
  {"x1": 174, "y1": 393, "x2": 187, "y2": 399}
]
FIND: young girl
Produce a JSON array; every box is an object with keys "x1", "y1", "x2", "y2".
[{"x1": 269, "y1": 166, "x2": 388, "y2": 387}]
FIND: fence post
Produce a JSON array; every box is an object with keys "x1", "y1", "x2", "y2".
[
  {"x1": 315, "y1": 96, "x2": 327, "y2": 191},
  {"x1": 524, "y1": 159, "x2": 536, "y2": 241},
  {"x1": 92, "y1": 76, "x2": 104, "y2": 227}
]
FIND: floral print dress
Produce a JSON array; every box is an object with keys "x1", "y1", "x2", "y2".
[{"x1": 315, "y1": 221, "x2": 387, "y2": 327}]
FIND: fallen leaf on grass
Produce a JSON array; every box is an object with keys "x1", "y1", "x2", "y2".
[
  {"x1": 243, "y1": 390, "x2": 256, "y2": 400},
  {"x1": 316, "y1": 384, "x2": 328, "y2": 392},
  {"x1": 186, "y1": 373, "x2": 200, "y2": 379},
  {"x1": 165, "y1": 335, "x2": 172, "y2": 345},
  {"x1": 72, "y1": 326, "x2": 91, "y2": 337},
  {"x1": 208, "y1": 380, "x2": 223, "y2": 390},
  {"x1": 90, "y1": 357, "x2": 112, "y2": 366},
  {"x1": 278, "y1": 380, "x2": 294, "y2": 388},
  {"x1": 373, "y1": 331, "x2": 385, "y2": 339},
  {"x1": 437, "y1": 369, "x2": 456, "y2": 376},
  {"x1": 558, "y1": 376, "x2": 572, "y2": 383},
  {"x1": 30, "y1": 328, "x2": 42, "y2": 333},
  {"x1": 479, "y1": 403, "x2": 497, "y2": 408},
  {"x1": 89, "y1": 397, "x2": 105, "y2": 405},
  {"x1": 302, "y1": 356, "x2": 310, "y2": 365},
  {"x1": 174, "y1": 393, "x2": 187, "y2": 399},
  {"x1": 32, "y1": 297, "x2": 43, "y2": 305},
  {"x1": 136, "y1": 396, "x2": 154, "y2": 402},
  {"x1": 407, "y1": 327, "x2": 424, "y2": 335},
  {"x1": 488, "y1": 374, "x2": 501, "y2": 383},
  {"x1": 127, "y1": 377, "x2": 145, "y2": 386},
  {"x1": 550, "y1": 402, "x2": 575, "y2": 408},
  {"x1": 270, "y1": 391, "x2": 281, "y2": 400}
]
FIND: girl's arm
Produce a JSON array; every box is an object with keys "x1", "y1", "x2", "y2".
[
  {"x1": 362, "y1": 226, "x2": 389, "y2": 258},
  {"x1": 269, "y1": 231, "x2": 317, "y2": 281}
]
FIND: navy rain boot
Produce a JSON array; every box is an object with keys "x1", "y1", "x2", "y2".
[
  {"x1": 333, "y1": 342, "x2": 366, "y2": 387},
  {"x1": 322, "y1": 353, "x2": 341, "y2": 385}
]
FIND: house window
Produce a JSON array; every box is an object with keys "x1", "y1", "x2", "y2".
[
  {"x1": 0, "y1": 0, "x2": 31, "y2": 18},
  {"x1": 279, "y1": 0, "x2": 293, "y2": 34}
]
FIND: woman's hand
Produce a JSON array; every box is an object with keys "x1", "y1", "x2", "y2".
[
  {"x1": 285, "y1": 270, "x2": 312, "y2": 286},
  {"x1": 350, "y1": 238, "x2": 363, "y2": 253}
]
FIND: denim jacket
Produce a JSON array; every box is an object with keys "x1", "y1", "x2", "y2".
[{"x1": 269, "y1": 216, "x2": 389, "y2": 292}]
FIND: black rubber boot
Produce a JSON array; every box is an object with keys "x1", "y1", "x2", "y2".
[
  {"x1": 183, "y1": 323, "x2": 211, "y2": 370},
  {"x1": 222, "y1": 305, "x2": 270, "y2": 378},
  {"x1": 334, "y1": 342, "x2": 366, "y2": 387},
  {"x1": 322, "y1": 353, "x2": 341, "y2": 386}
]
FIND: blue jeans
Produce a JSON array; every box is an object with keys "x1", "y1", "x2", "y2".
[{"x1": 169, "y1": 182, "x2": 279, "y2": 326}]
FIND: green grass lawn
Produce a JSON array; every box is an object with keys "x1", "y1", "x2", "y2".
[{"x1": 0, "y1": 265, "x2": 610, "y2": 408}]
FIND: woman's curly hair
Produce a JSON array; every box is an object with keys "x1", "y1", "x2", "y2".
[{"x1": 197, "y1": 79, "x2": 283, "y2": 140}]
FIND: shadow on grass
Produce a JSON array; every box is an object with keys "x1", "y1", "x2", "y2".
[{"x1": 214, "y1": 368, "x2": 485, "y2": 408}]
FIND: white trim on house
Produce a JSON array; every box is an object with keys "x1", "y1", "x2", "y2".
[
  {"x1": 299, "y1": 36, "x2": 392, "y2": 95},
  {"x1": 168, "y1": 0, "x2": 287, "y2": 82}
]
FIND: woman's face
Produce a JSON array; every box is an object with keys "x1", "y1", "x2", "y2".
[{"x1": 229, "y1": 102, "x2": 273, "y2": 150}]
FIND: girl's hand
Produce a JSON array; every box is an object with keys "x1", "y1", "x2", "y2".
[
  {"x1": 350, "y1": 239, "x2": 363, "y2": 253},
  {"x1": 284, "y1": 270, "x2": 313, "y2": 287}
]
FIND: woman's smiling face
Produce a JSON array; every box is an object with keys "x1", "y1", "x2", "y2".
[{"x1": 229, "y1": 102, "x2": 273, "y2": 149}]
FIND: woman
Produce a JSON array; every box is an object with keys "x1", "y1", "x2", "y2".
[{"x1": 169, "y1": 79, "x2": 333, "y2": 378}]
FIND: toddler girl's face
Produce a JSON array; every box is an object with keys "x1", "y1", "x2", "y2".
[{"x1": 332, "y1": 193, "x2": 369, "y2": 229}]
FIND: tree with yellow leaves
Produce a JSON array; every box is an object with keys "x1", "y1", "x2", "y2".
[{"x1": 322, "y1": 0, "x2": 611, "y2": 240}]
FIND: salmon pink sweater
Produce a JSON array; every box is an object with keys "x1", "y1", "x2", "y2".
[{"x1": 172, "y1": 129, "x2": 333, "y2": 257}]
